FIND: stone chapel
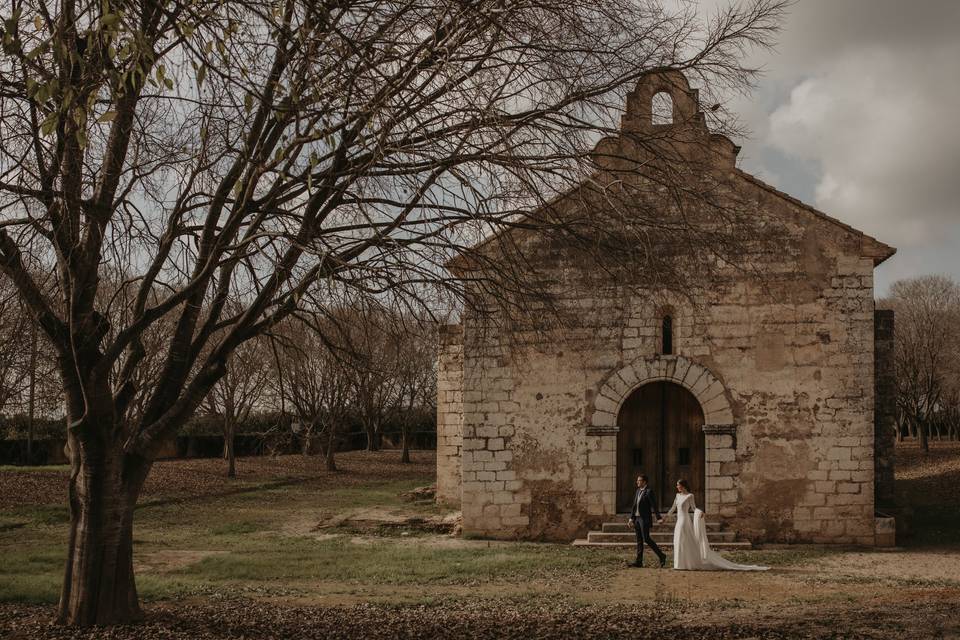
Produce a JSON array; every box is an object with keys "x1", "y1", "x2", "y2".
[{"x1": 435, "y1": 69, "x2": 898, "y2": 545}]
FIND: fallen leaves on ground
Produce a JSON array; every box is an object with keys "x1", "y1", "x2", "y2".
[{"x1": 0, "y1": 594, "x2": 957, "y2": 640}]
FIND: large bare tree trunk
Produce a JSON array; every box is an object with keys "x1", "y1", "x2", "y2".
[
  {"x1": 919, "y1": 418, "x2": 929, "y2": 453},
  {"x1": 57, "y1": 436, "x2": 149, "y2": 626}
]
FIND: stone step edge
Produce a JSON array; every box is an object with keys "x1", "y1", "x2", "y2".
[
  {"x1": 571, "y1": 540, "x2": 753, "y2": 549},
  {"x1": 587, "y1": 534, "x2": 737, "y2": 542},
  {"x1": 609, "y1": 517, "x2": 724, "y2": 524},
  {"x1": 601, "y1": 524, "x2": 724, "y2": 531}
]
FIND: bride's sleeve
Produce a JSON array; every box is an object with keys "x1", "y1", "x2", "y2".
[{"x1": 691, "y1": 494, "x2": 703, "y2": 516}]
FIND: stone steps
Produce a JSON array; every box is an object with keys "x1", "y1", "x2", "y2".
[
  {"x1": 601, "y1": 521, "x2": 723, "y2": 533},
  {"x1": 587, "y1": 530, "x2": 738, "y2": 544},
  {"x1": 573, "y1": 517, "x2": 752, "y2": 549},
  {"x1": 572, "y1": 539, "x2": 753, "y2": 549}
]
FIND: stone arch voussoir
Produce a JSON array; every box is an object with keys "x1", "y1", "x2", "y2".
[{"x1": 589, "y1": 355, "x2": 734, "y2": 430}]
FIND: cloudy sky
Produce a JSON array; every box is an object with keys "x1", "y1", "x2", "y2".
[{"x1": 710, "y1": 0, "x2": 960, "y2": 296}]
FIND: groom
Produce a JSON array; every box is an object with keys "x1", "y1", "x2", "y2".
[{"x1": 627, "y1": 474, "x2": 667, "y2": 568}]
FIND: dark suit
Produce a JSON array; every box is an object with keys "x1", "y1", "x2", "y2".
[{"x1": 629, "y1": 486, "x2": 666, "y2": 565}]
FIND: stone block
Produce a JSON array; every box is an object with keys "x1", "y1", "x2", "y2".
[
  {"x1": 501, "y1": 503, "x2": 523, "y2": 518},
  {"x1": 476, "y1": 425, "x2": 499, "y2": 439},
  {"x1": 827, "y1": 447, "x2": 851, "y2": 461},
  {"x1": 707, "y1": 448, "x2": 736, "y2": 463},
  {"x1": 588, "y1": 476, "x2": 613, "y2": 491},
  {"x1": 813, "y1": 507, "x2": 834, "y2": 520},
  {"x1": 463, "y1": 438, "x2": 484, "y2": 451},
  {"x1": 588, "y1": 450, "x2": 615, "y2": 467},
  {"x1": 710, "y1": 476, "x2": 735, "y2": 490},
  {"x1": 800, "y1": 492, "x2": 826, "y2": 507}
]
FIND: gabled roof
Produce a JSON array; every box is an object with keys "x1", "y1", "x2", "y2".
[
  {"x1": 447, "y1": 166, "x2": 897, "y2": 271},
  {"x1": 448, "y1": 69, "x2": 896, "y2": 270},
  {"x1": 734, "y1": 169, "x2": 896, "y2": 266}
]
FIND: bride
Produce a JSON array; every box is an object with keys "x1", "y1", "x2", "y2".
[{"x1": 665, "y1": 479, "x2": 768, "y2": 571}]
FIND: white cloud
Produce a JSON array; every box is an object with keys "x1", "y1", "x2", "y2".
[
  {"x1": 766, "y1": 45, "x2": 960, "y2": 248},
  {"x1": 699, "y1": 0, "x2": 960, "y2": 294}
]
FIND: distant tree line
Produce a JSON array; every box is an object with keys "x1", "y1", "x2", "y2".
[
  {"x1": 0, "y1": 291, "x2": 439, "y2": 474},
  {"x1": 880, "y1": 275, "x2": 960, "y2": 451}
]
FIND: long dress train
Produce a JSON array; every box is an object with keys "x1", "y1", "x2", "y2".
[{"x1": 666, "y1": 492, "x2": 768, "y2": 571}]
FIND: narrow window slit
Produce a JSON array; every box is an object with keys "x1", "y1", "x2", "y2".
[{"x1": 662, "y1": 315, "x2": 673, "y2": 355}]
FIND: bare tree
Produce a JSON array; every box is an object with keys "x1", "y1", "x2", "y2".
[
  {"x1": 272, "y1": 313, "x2": 351, "y2": 471},
  {"x1": 0, "y1": 278, "x2": 62, "y2": 451},
  {"x1": 0, "y1": 0, "x2": 786, "y2": 625},
  {"x1": 200, "y1": 333, "x2": 268, "y2": 477},
  {"x1": 393, "y1": 320, "x2": 437, "y2": 464},
  {"x1": 0, "y1": 280, "x2": 31, "y2": 416},
  {"x1": 882, "y1": 275, "x2": 960, "y2": 453},
  {"x1": 347, "y1": 310, "x2": 402, "y2": 452}
]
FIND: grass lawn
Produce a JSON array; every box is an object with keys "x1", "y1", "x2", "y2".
[{"x1": 1, "y1": 446, "x2": 959, "y2": 638}]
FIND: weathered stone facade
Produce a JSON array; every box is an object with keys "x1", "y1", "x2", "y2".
[
  {"x1": 436, "y1": 70, "x2": 896, "y2": 545},
  {"x1": 436, "y1": 324, "x2": 464, "y2": 505}
]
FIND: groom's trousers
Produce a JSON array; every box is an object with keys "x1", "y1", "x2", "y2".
[{"x1": 633, "y1": 517, "x2": 665, "y2": 564}]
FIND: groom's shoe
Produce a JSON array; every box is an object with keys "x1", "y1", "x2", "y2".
[
  {"x1": 628, "y1": 559, "x2": 643, "y2": 568},
  {"x1": 658, "y1": 556, "x2": 667, "y2": 568}
]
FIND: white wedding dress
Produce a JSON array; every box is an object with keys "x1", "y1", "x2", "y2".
[{"x1": 666, "y1": 492, "x2": 768, "y2": 571}]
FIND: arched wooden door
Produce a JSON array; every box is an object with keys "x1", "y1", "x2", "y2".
[{"x1": 616, "y1": 381, "x2": 705, "y2": 512}]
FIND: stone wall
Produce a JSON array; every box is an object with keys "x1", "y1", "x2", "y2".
[
  {"x1": 453, "y1": 199, "x2": 883, "y2": 544},
  {"x1": 436, "y1": 324, "x2": 464, "y2": 505},
  {"x1": 458, "y1": 321, "x2": 536, "y2": 534},
  {"x1": 873, "y1": 309, "x2": 896, "y2": 510}
]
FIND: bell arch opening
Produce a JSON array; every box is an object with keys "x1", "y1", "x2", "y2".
[
  {"x1": 651, "y1": 91, "x2": 674, "y2": 125},
  {"x1": 616, "y1": 381, "x2": 705, "y2": 512}
]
